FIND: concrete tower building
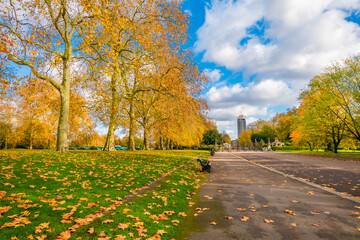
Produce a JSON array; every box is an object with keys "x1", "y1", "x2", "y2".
[{"x1": 237, "y1": 115, "x2": 246, "y2": 137}]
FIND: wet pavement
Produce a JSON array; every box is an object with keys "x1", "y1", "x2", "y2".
[{"x1": 183, "y1": 152, "x2": 360, "y2": 240}]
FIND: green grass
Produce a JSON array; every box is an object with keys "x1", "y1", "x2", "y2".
[
  {"x1": 275, "y1": 149, "x2": 360, "y2": 158},
  {"x1": 0, "y1": 150, "x2": 209, "y2": 239}
]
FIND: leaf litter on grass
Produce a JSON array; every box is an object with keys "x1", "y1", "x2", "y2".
[{"x1": 0, "y1": 150, "x2": 208, "y2": 239}]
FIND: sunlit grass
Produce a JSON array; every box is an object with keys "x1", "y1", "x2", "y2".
[
  {"x1": 0, "y1": 150, "x2": 208, "y2": 239},
  {"x1": 275, "y1": 149, "x2": 360, "y2": 158}
]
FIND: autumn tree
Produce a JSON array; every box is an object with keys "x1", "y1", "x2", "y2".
[
  {"x1": 82, "y1": 0, "x2": 190, "y2": 151},
  {"x1": 238, "y1": 130, "x2": 251, "y2": 149},
  {"x1": 14, "y1": 78, "x2": 94, "y2": 149},
  {"x1": 250, "y1": 120, "x2": 276, "y2": 143},
  {"x1": 311, "y1": 56, "x2": 360, "y2": 142},
  {"x1": 295, "y1": 76, "x2": 347, "y2": 153},
  {"x1": 0, "y1": 96, "x2": 15, "y2": 149},
  {"x1": 0, "y1": 0, "x2": 95, "y2": 151},
  {"x1": 222, "y1": 133, "x2": 231, "y2": 144},
  {"x1": 271, "y1": 108, "x2": 297, "y2": 142}
]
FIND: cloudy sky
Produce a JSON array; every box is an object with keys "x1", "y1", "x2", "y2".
[{"x1": 182, "y1": 0, "x2": 360, "y2": 139}]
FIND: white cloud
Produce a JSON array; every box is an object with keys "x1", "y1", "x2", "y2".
[
  {"x1": 198, "y1": 0, "x2": 360, "y2": 138},
  {"x1": 204, "y1": 68, "x2": 222, "y2": 82},
  {"x1": 196, "y1": 0, "x2": 360, "y2": 78},
  {"x1": 184, "y1": 9, "x2": 192, "y2": 17},
  {"x1": 206, "y1": 79, "x2": 297, "y2": 109}
]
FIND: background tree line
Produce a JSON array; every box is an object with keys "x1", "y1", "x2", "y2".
[
  {"x1": 0, "y1": 0, "x2": 211, "y2": 151},
  {"x1": 238, "y1": 55, "x2": 360, "y2": 153}
]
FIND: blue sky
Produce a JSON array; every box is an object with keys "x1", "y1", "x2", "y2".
[{"x1": 182, "y1": 0, "x2": 360, "y2": 139}]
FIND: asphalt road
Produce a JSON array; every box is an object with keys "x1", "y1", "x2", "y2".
[
  {"x1": 183, "y1": 152, "x2": 360, "y2": 240},
  {"x1": 237, "y1": 152, "x2": 360, "y2": 198}
]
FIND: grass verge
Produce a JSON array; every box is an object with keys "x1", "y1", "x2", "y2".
[
  {"x1": 0, "y1": 150, "x2": 209, "y2": 239},
  {"x1": 274, "y1": 149, "x2": 360, "y2": 158}
]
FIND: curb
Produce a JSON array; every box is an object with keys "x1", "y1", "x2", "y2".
[{"x1": 232, "y1": 153, "x2": 360, "y2": 204}]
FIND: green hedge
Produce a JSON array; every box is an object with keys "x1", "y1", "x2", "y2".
[
  {"x1": 271, "y1": 145, "x2": 310, "y2": 151},
  {"x1": 197, "y1": 145, "x2": 215, "y2": 150}
]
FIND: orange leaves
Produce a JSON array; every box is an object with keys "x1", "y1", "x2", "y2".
[
  {"x1": 1, "y1": 216, "x2": 31, "y2": 229},
  {"x1": 240, "y1": 216, "x2": 250, "y2": 222},
  {"x1": 102, "y1": 219, "x2": 114, "y2": 224},
  {"x1": 284, "y1": 209, "x2": 297, "y2": 216},
  {"x1": 210, "y1": 221, "x2": 217, "y2": 225},
  {"x1": 0, "y1": 206, "x2": 12, "y2": 215},
  {"x1": 35, "y1": 222, "x2": 50, "y2": 234},
  {"x1": 156, "y1": 230, "x2": 167, "y2": 235},
  {"x1": 178, "y1": 212, "x2": 187, "y2": 217},
  {"x1": 118, "y1": 223, "x2": 129, "y2": 230},
  {"x1": 122, "y1": 208, "x2": 131, "y2": 214},
  {"x1": 264, "y1": 219, "x2": 274, "y2": 223},
  {"x1": 203, "y1": 195, "x2": 213, "y2": 200}
]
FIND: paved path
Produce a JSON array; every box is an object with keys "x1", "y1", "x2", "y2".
[
  {"x1": 238, "y1": 152, "x2": 360, "y2": 197},
  {"x1": 183, "y1": 152, "x2": 360, "y2": 240}
]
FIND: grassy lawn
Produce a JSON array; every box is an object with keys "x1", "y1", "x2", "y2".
[
  {"x1": 0, "y1": 150, "x2": 209, "y2": 239},
  {"x1": 275, "y1": 149, "x2": 360, "y2": 158}
]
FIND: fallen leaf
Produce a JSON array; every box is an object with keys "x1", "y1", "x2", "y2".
[
  {"x1": 156, "y1": 230, "x2": 167, "y2": 235},
  {"x1": 284, "y1": 209, "x2": 297, "y2": 216},
  {"x1": 264, "y1": 219, "x2": 274, "y2": 223},
  {"x1": 240, "y1": 216, "x2": 250, "y2": 222},
  {"x1": 237, "y1": 208, "x2": 246, "y2": 212},
  {"x1": 311, "y1": 210, "x2": 320, "y2": 215},
  {"x1": 307, "y1": 191, "x2": 314, "y2": 195},
  {"x1": 118, "y1": 223, "x2": 129, "y2": 230},
  {"x1": 225, "y1": 216, "x2": 233, "y2": 220},
  {"x1": 290, "y1": 223, "x2": 297, "y2": 226},
  {"x1": 210, "y1": 222, "x2": 217, "y2": 225},
  {"x1": 262, "y1": 205, "x2": 268, "y2": 208},
  {"x1": 88, "y1": 228, "x2": 94, "y2": 234},
  {"x1": 312, "y1": 224, "x2": 320, "y2": 228},
  {"x1": 122, "y1": 208, "x2": 131, "y2": 213},
  {"x1": 102, "y1": 219, "x2": 114, "y2": 224},
  {"x1": 115, "y1": 235, "x2": 126, "y2": 240}
]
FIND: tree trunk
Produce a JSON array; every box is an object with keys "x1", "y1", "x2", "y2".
[
  {"x1": 128, "y1": 99, "x2": 135, "y2": 151},
  {"x1": 166, "y1": 138, "x2": 170, "y2": 150},
  {"x1": 169, "y1": 140, "x2": 173, "y2": 150},
  {"x1": 159, "y1": 135, "x2": 163, "y2": 150},
  {"x1": 56, "y1": 62, "x2": 70, "y2": 152},
  {"x1": 4, "y1": 135, "x2": 7, "y2": 150},
  {"x1": 104, "y1": 123, "x2": 116, "y2": 151},
  {"x1": 103, "y1": 76, "x2": 118, "y2": 151},
  {"x1": 143, "y1": 127, "x2": 148, "y2": 150},
  {"x1": 29, "y1": 122, "x2": 33, "y2": 150},
  {"x1": 307, "y1": 141, "x2": 313, "y2": 151}
]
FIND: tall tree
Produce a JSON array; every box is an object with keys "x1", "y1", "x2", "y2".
[
  {"x1": 83, "y1": 0, "x2": 189, "y2": 151},
  {"x1": 296, "y1": 76, "x2": 347, "y2": 153},
  {"x1": 0, "y1": 0, "x2": 92, "y2": 151}
]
